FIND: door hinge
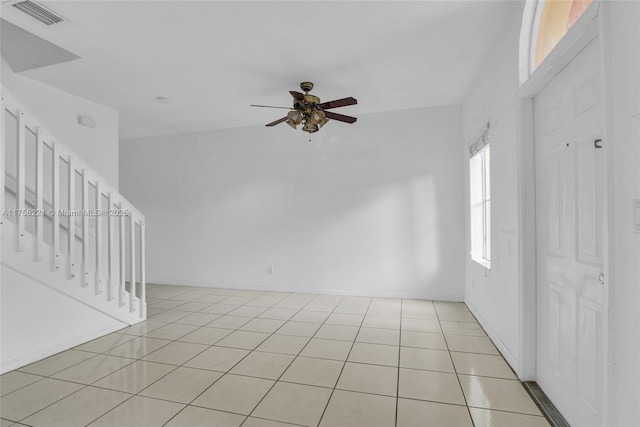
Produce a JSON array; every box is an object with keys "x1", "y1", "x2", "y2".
[{"x1": 594, "y1": 138, "x2": 603, "y2": 149}]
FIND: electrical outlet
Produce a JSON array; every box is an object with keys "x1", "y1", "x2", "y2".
[{"x1": 267, "y1": 267, "x2": 274, "y2": 275}]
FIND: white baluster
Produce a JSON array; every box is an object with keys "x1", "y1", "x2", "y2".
[
  {"x1": 95, "y1": 181, "x2": 102, "y2": 295},
  {"x1": 81, "y1": 170, "x2": 90, "y2": 287},
  {"x1": 119, "y1": 204, "x2": 126, "y2": 307},
  {"x1": 68, "y1": 157, "x2": 76, "y2": 279},
  {"x1": 140, "y1": 220, "x2": 146, "y2": 317},
  {"x1": 35, "y1": 127, "x2": 44, "y2": 261},
  {"x1": 51, "y1": 142, "x2": 60, "y2": 272},
  {"x1": 107, "y1": 193, "x2": 114, "y2": 301},
  {"x1": 16, "y1": 110, "x2": 25, "y2": 252},
  {"x1": 129, "y1": 213, "x2": 135, "y2": 313}
]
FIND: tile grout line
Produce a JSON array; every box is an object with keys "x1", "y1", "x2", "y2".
[
  {"x1": 438, "y1": 302, "x2": 476, "y2": 427},
  {"x1": 315, "y1": 296, "x2": 374, "y2": 427},
  {"x1": 138, "y1": 289, "x2": 302, "y2": 365},
  {"x1": 239, "y1": 293, "x2": 348, "y2": 427},
  {"x1": 7, "y1": 346, "x2": 150, "y2": 424},
  {"x1": 161, "y1": 292, "x2": 341, "y2": 427},
  {"x1": 83, "y1": 311, "x2": 253, "y2": 427},
  {"x1": 395, "y1": 299, "x2": 403, "y2": 427},
  {"x1": 159, "y1": 292, "x2": 307, "y2": 427},
  {"x1": 144, "y1": 289, "x2": 541, "y2": 421},
  {"x1": 15, "y1": 329, "x2": 201, "y2": 425},
  {"x1": 0, "y1": 373, "x2": 48, "y2": 401},
  {"x1": 6, "y1": 288, "x2": 248, "y2": 425}
]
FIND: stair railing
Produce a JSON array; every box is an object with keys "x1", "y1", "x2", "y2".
[{"x1": 1, "y1": 88, "x2": 146, "y2": 319}]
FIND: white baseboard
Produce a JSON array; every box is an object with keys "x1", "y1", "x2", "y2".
[
  {"x1": 0, "y1": 322, "x2": 126, "y2": 374},
  {"x1": 465, "y1": 298, "x2": 522, "y2": 378},
  {"x1": 147, "y1": 281, "x2": 465, "y2": 302}
]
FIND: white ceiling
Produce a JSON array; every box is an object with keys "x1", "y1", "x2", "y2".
[{"x1": 1, "y1": 1, "x2": 520, "y2": 140}]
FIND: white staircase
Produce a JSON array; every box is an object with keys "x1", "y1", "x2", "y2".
[{"x1": 1, "y1": 87, "x2": 146, "y2": 326}]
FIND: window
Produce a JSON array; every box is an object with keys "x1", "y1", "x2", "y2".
[
  {"x1": 469, "y1": 139, "x2": 491, "y2": 269},
  {"x1": 533, "y1": 0, "x2": 594, "y2": 69},
  {"x1": 519, "y1": 0, "x2": 598, "y2": 84}
]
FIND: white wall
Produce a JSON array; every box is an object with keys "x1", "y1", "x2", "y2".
[
  {"x1": 0, "y1": 265, "x2": 126, "y2": 373},
  {"x1": 1, "y1": 55, "x2": 120, "y2": 188},
  {"x1": 604, "y1": 2, "x2": 640, "y2": 425},
  {"x1": 461, "y1": 8, "x2": 523, "y2": 372},
  {"x1": 120, "y1": 106, "x2": 465, "y2": 300}
]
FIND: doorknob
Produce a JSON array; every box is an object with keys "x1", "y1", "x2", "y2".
[{"x1": 598, "y1": 273, "x2": 605, "y2": 284}]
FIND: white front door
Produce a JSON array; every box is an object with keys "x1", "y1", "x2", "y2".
[{"x1": 534, "y1": 38, "x2": 606, "y2": 426}]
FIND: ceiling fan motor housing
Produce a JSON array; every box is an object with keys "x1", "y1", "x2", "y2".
[
  {"x1": 303, "y1": 94, "x2": 320, "y2": 105},
  {"x1": 295, "y1": 82, "x2": 320, "y2": 112}
]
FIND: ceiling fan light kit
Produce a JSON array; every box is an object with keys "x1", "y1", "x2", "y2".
[
  {"x1": 252, "y1": 82, "x2": 358, "y2": 134},
  {"x1": 286, "y1": 110, "x2": 303, "y2": 128},
  {"x1": 309, "y1": 110, "x2": 325, "y2": 125}
]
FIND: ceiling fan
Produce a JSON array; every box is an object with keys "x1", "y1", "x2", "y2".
[{"x1": 251, "y1": 82, "x2": 357, "y2": 133}]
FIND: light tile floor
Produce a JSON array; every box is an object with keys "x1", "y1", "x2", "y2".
[{"x1": 0, "y1": 285, "x2": 551, "y2": 427}]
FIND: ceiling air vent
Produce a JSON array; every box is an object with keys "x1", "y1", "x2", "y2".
[{"x1": 11, "y1": 0, "x2": 67, "y2": 26}]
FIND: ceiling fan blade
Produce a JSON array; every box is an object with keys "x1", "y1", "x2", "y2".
[
  {"x1": 317, "y1": 97, "x2": 358, "y2": 110},
  {"x1": 250, "y1": 104, "x2": 293, "y2": 110},
  {"x1": 324, "y1": 111, "x2": 357, "y2": 124},
  {"x1": 290, "y1": 91, "x2": 306, "y2": 102},
  {"x1": 265, "y1": 117, "x2": 288, "y2": 127}
]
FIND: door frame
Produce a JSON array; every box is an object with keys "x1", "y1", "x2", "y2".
[{"x1": 515, "y1": 1, "x2": 612, "y2": 424}]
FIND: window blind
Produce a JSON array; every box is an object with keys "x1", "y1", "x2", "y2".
[{"x1": 468, "y1": 128, "x2": 489, "y2": 157}]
